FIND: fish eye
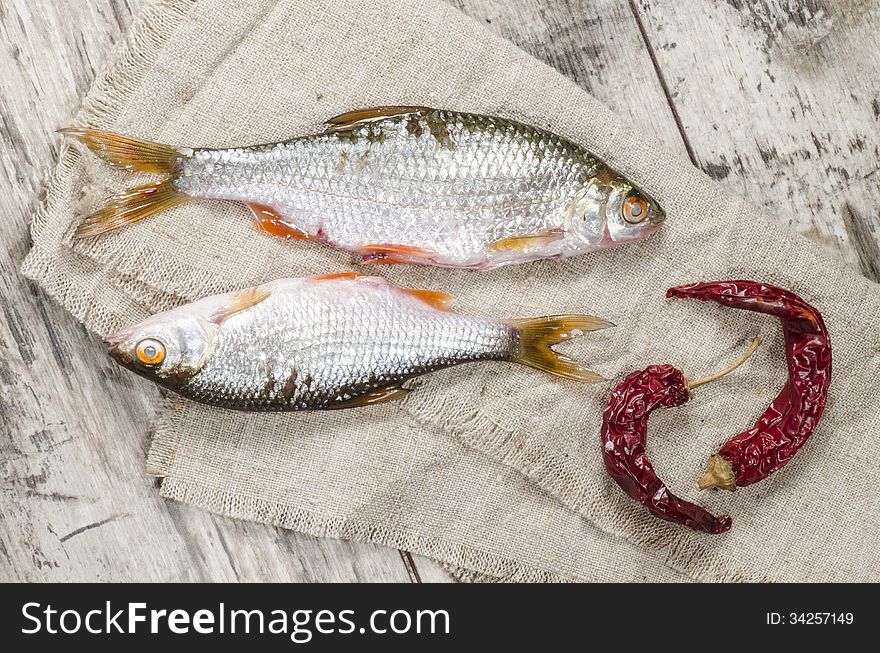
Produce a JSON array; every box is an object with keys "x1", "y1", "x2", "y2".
[
  {"x1": 135, "y1": 338, "x2": 166, "y2": 366},
  {"x1": 623, "y1": 194, "x2": 649, "y2": 224}
]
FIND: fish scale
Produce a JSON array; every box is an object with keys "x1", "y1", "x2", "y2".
[
  {"x1": 175, "y1": 110, "x2": 598, "y2": 265},
  {"x1": 181, "y1": 277, "x2": 514, "y2": 410},
  {"x1": 66, "y1": 108, "x2": 664, "y2": 262},
  {"x1": 104, "y1": 274, "x2": 612, "y2": 412}
]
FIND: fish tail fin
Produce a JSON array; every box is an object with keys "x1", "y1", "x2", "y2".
[
  {"x1": 60, "y1": 127, "x2": 187, "y2": 174},
  {"x1": 61, "y1": 128, "x2": 194, "y2": 238},
  {"x1": 73, "y1": 180, "x2": 188, "y2": 239},
  {"x1": 508, "y1": 315, "x2": 613, "y2": 382}
]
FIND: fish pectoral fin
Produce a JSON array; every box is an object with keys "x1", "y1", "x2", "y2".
[
  {"x1": 248, "y1": 203, "x2": 316, "y2": 240},
  {"x1": 400, "y1": 288, "x2": 454, "y2": 312},
  {"x1": 209, "y1": 286, "x2": 271, "y2": 324},
  {"x1": 328, "y1": 386, "x2": 410, "y2": 410},
  {"x1": 324, "y1": 106, "x2": 433, "y2": 132},
  {"x1": 487, "y1": 230, "x2": 565, "y2": 252},
  {"x1": 358, "y1": 243, "x2": 436, "y2": 265}
]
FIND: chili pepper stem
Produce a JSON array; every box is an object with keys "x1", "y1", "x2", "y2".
[
  {"x1": 698, "y1": 454, "x2": 737, "y2": 491},
  {"x1": 686, "y1": 336, "x2": 762, "y2": 390},
  {"x1": 689, "y1": 337, "x2": 761, "y2": 492}
]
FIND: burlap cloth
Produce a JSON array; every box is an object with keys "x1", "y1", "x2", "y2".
[{"x1": 23, "y1": 0, "x2": 880, "y2": 582}]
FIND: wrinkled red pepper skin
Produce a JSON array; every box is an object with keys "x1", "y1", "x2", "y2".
[
  {"x1": 601, "y1": 364, "x2": 733, "y2": 534},
  {"x1": 667, "y1": 281, "x2": 831, "y2": 488}
]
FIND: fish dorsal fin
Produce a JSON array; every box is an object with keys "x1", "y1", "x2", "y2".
[
  {"x1": 488, "y1": 230, "x2": 565, "y2": 252},
  {"x1": 210, "y1": 286, "x2": 271, "y2": 324},
  {"x1": 401, "y1": 288, "x2": 454, "y2": 312},
  {"x1": 324, "y1": 106, "x2": 433, "y2": 133},
  {"x1": 328, "y1": 385, "x2": 409, "y2": 410}
]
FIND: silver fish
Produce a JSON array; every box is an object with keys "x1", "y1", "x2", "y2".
[
  {"x1": 65, "y1": 106, "x2": 664, "y2": 269},
  {"x1": 104, "y1": 273, "x2": 613, "y2": 411}
]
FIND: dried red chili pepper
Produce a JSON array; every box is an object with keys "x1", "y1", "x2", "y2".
[
  {"x1": 666, "y1": 281, "x2": 831, "y2": 491},
  {"x1": 601, "y1": 339, "x2": 760, "y2": 534}
]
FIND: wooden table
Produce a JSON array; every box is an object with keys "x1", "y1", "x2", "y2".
[{"x1": 2, "y1": 0, "x2": 878, "y2": 582}]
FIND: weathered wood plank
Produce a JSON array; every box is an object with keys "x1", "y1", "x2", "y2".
[
  {"x1": 452, "y1": 0, "x2": 689, "y2": 156},
  {"x1": 4, "y1": 0, "x2": 877, "y2": 583},
  {"x1": 0, "y1": 0, "x2": 416, "y2": 582},
  {"x1": 406, "y1": 554, "x2": 458, "y2": 583},
  {"x1": 631, "y1": 0, "x2": 880, "y2": 280}
]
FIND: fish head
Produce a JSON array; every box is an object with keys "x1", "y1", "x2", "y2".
[
  {"x1": 568, "y1": 168, "x2": 665, "y2": 247},
  {"x1": 104, "y1": 309, "x2": 215, "y2": 387}
]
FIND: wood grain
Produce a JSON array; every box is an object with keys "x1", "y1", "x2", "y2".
[
  {"x1": 0, "y1": 0, "x2": 432, "y2": 583},
  {"x1": 2, "y1": 0, "x2": 878, "y2": 582},
  {"x1": 631, "y1": 0, "x2": 880, "y2": 277},
  {"x1": 452, "y1": 0, "x2": 689, "y2": 155}
]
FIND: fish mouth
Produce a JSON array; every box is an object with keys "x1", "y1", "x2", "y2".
[
  {"x1": 103, "y1": 324, "x2": 137, "y2": 348},
  {"x1": 103, "y1": 331, "x2": 133, "y2": 363},
  {"x1": 105, "y1": 344, "x2": 132, "y2": 365},
  {"x1": 652, "y1": 206, "x2": 667, "y2": 226},
  {"x1": 103, "y1": 328, "x2": 125, "y2": 346}
]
